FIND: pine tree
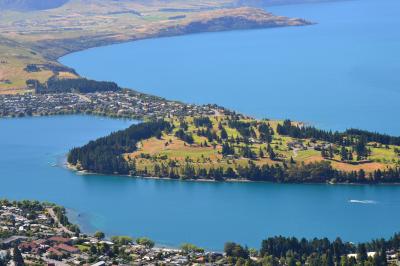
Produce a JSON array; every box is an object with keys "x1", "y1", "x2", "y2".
[
  {"x1": 267, "y1": 144, "x2": 276, "y2": 160},
  {"x1": 326, "y1": 250, "x2": 334, "y2": 266},
  {"x1": 13, "y1": 247, "x2": 24, "y2": 266},
  {"x1": 221, "y1": 127, "x2": 228, "y2": 140},
  {"x1": 321, "y1": 148, "x2": 327, "y2": 158},
  {"x1": 379, "y1": 248, "x2": 388, "y2": 266},
  {"x1": 259, "y1": 148, "x2": 264, "y2": 158},
  {"x1": 357, "y1": 243, "x2": 368, "y2": 262},
  {"x1": 348, "y1": 151, "x2": 353, "y2": 161},
  {"x1": 328, "y1": 146, "x2": 334, "y2": 159},
  {"x1": 340, "y1": 147, "x2": 348, "y2": 161}
]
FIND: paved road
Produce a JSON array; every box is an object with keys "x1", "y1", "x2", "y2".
[
  {"x1": 0, "y1": 235, "x2": 27, "y2": 244},
  {"x1": 46, "y1": 208, "x2": 74, "y2": 235}
]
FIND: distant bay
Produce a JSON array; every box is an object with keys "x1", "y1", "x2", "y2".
[{"x1": 60, "y1": 0, "x2": 400, "y2": 135}]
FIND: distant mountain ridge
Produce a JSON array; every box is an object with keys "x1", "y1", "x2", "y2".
[
  {"x1": 0, "y1": 0, "x2": 69, "y2": 11},
  {"x1": 236, "y1": 0, "x2": 338, "y2": 6},
  {"x1": 0, "y1": 0, "x2": 338, "y2": 11}
]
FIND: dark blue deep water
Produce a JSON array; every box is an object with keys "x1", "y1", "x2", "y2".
[
  {"x1": 1, "y1": 115, "x2": 400, "y2": 251},
  {"x1": 61, "y1": 0, "x2": 400, "y2": 135}
]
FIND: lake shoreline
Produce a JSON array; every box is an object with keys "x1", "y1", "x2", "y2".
[{"x1": 65, "y1": 162, "x2": 400, "y2": 186}]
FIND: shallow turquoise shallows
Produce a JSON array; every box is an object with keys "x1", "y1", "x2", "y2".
[
  {"x1": 60, "y1": 0, "x2": 400, "y2": 135},
  {"x1": 1, "y1": 115, "x2": 400, "y2": 251}
]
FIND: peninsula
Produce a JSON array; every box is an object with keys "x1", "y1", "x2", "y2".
[
  {"x1": 2, "y1": 77, "x2": 399, "y2": 184},
  {"x1": 67, "y1": 115, "x2": 400, "y2": 184}
]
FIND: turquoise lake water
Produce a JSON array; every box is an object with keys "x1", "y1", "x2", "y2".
[
  {"x1": 1, "y1": 115, "x2": 400, "y2": 250},
  {"x1": 2, "y1": 0, "x2": 400, "y2": 251},
  {"x1": 60, "y1": 0, "x2": 400, "y2": 135}
]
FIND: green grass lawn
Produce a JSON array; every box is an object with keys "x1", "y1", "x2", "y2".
[
  {"x1": 370, "y1": 146, "x2": 399, "y2": 164},
  {"x1": 128, "y1": 116, "x2": 400, "y2": 176}
]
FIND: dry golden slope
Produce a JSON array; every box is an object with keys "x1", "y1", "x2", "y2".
[{"x1": 0, "y1": 0, "x2": 311, "y2": 94}]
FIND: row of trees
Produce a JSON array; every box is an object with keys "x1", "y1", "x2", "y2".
[
  {"x1": 193, "y1": 116, "x2": 213, "y2": 128},
  {"x1": 225, "y1": 233, "x2": 400, "y2": 265},
  {"x1": 277, "y1": 120, "x2": 400, "y2": 146},
  {"x1": 29, "y1": 77, "x2": 121, "y2": 94},
  {"x1": 228, "y1": 120, "x2": 257, "y2": 139},
  {"x1": 132, "y1": 159, "x2": 400, "y2": 184},
  {"x1": 52, "y1": 206, "x2": 80, "y2": 233},
  {"x1": 175, "y1": 129, "x2": 194, "y2": 144}
]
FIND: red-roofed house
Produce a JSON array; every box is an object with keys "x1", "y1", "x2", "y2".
[
  {"x1": 19, "y1": 241, "x2": 39, "y2": 251},
  {"x1": 48, "y1": 236, "x2": 71, "y2": 245},
  {"x1": 55, "y1": 243, "x2": 79, "y2": 254},
  {"x1": 47, "y1": 247, "x2": 64, "y2": 257}
]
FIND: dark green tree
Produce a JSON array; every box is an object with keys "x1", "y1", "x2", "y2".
[
  {"x1": 13, "y1": 247, "x2": 24, "y2": 266},
  {"x1": 267, "y1": 144, "x2": 276, "y2": 160},
  {"x1": 94, "y1": 231, "x2": 105, "y2": 240},
  {"x1": 357, "y1": 243, "x2": 368, "y2": 262}
]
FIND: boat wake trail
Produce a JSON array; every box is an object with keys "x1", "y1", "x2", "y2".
[{"x1": 348, "y1": 199, "x2": 377, "y2": 204}]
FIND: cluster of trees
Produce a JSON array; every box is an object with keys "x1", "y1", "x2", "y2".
[
  {"x1": 197, "y1": 127, "x2": 219, "y2": 142},
  {"x1": 175, "y1": 129, "x2": 194, "y2": 144},
  {"x1": 68, "y1": 120, "x2": 172, "y2": 175},
  {"x1": 346, "y1": 129, "x2": 400, "y2": 146},
  {"x1": 225, "y1": 119, "x2": 275, "y2": 145},
  {"x1": 136, "y1": 237, "x2": 155, "y2": 248},
  {"x1": 225, "y1": 233, "x2": 400, "y2": 266},
  {"x1": 241, "y1": 145, "x2": 256, "y2": 159},
  {"x1": 258, "y1": 123, "x2": 274, "y2": 143},
  {"x1": 278, "y1": 120, "x2": 400, "y2": 162},
  {"x1": 223, "y1": 142, "x2": 275, "y2": 160},
  {"x1": 224, "y1": 242, "x2": 250, "y2": 259},
  {"x1": 133, "y1": 159, "x2": 400, "y2": 184},
  {"x1": 52, "y1": 206, "x2": 80, "y2": 234},
  {"x1": 182, "y1": 118, "x2": 230, "y2": 145},
  {"x1": 222, "y1": 142, "x2": 235, "y2": 156},
  {"x1": 277, "y1": 120, "x2": 400, "y2": 146},
  {"x1": 183, "y1": 117, "x2": 275, "y2": 152},
  {"x1": 30, "y1": 77, "x2": 121, "y2": 94},
  {"x1": 24, "y1": 64, "x2": 40, "y2": 72},
  {"x1": 69, "y1": 235, "x2": 133, "y2": 263},
  {"x1": 321, "y1": 142, "x2": 372, "y2": 162},
  {"x1": 340, "y1": 147, "x2": 354, "y2": 161},
  {"x1": 180, "y1": 243, "x2": 205, "y2": 254},
  {"x1": 193, "y1": 117, "x2": 213, "y2": 128},
  {"x1": 77, "y1": 234, "x2": 155, "y2": 263},
  {"x1": 228, "y1": 120, "x2": 257, "y2": 139},
  {"x1": 12, "y1": 200, "x2": 44, "y2": 212}
]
